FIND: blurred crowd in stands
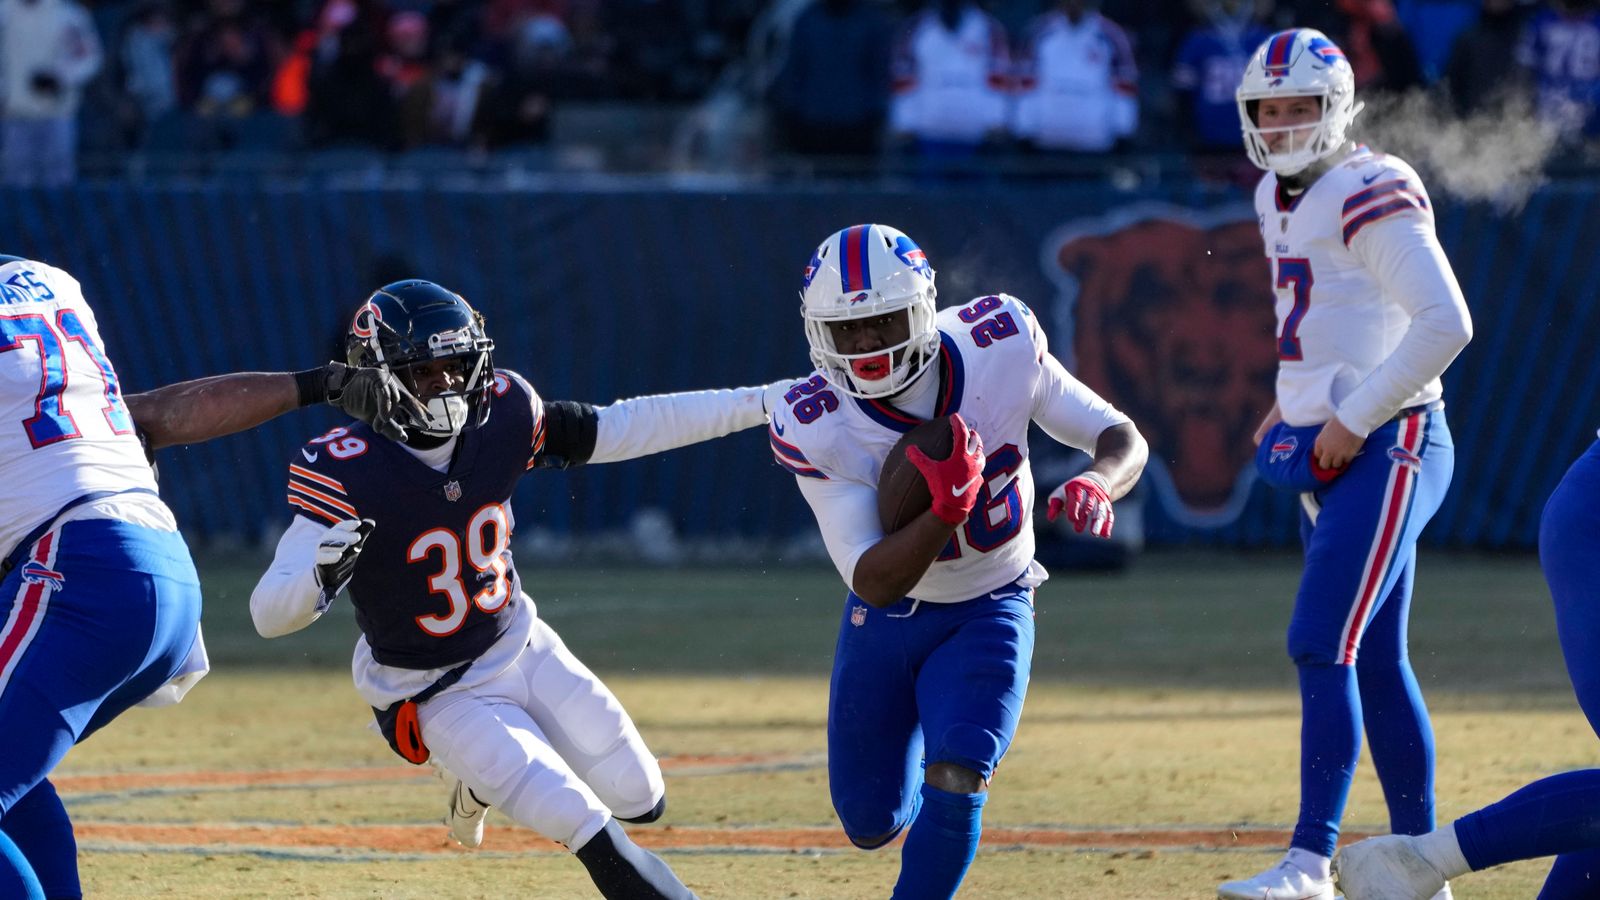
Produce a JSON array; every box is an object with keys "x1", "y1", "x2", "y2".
[{"x1": 0, "y1": 0, "x2": 1594, "y2": 184}]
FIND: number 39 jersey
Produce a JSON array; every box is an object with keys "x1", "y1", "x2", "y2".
[
  {"x1": 283, "y1": 369, "x2": 543, "y2": 670},
  {"x1": 1253, "y1": 146, "x2": 1449, "y2": 429},
  {"x1": 769, "y1": 295, "x2": 1129, "y2": 604},
  {"x1": 0, "y1": 260, "x2": 156, "y2": 558}
]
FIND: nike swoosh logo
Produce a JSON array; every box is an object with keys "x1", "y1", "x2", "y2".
[
  {"x1": 1362, "y1": 172, "x2": 1381, "y2": 184},
  {"x1": 301, "y1": 448, "x2": 318, "y2": 463},
  {"x1": 773, "y1": 422, "x2": 785, "y2": 436},
  {"x1": 951, "y1": 475, "x2": 981, "y2": 496}
]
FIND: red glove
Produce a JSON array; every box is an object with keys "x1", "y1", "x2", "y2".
[
  {"x1": 1047, "y1": 472, "x2": 1114, "y2": 538},
  {"x1": 906, "y1": 413, "x2": 986, "y2": 526}
]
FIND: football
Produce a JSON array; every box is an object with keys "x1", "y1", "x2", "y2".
[{"x1": 877, "y1": 415, "x2": 956, "y2": 533}]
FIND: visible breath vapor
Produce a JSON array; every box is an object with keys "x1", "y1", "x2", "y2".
[{"x1": 1356, "y1": 90, "x2": 1575, "y2": 210}]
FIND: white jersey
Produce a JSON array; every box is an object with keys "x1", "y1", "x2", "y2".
[
  {"x1": 770, "y1": 295, "x2": 1129, "y2": 604},
  {"x1": 0, "y1": 259, "x2": 159, "y2": 560},
  {"x1": 889, "y1": 7, "x2": 1010, "y2": 143},
  {"x1": 1253, "y1": 147, "x2": 1472, "y2": 435}
]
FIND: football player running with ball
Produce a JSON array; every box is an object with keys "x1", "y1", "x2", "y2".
[
  {"x1": 251, "y1": 280, "x2": 784, "y2": 900},
  {"x1": 766, "y1": 224, "x2": 1148, "y2": 899},
  {"x1": 1217, "y1": 28, "x2": 1473, "y2": 900}
]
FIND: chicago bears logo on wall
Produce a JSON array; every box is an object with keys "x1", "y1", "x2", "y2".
[{"x1": 1044, "y1": 204, "x2": 1278, "y2": 526}]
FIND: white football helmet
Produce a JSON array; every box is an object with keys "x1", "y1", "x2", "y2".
[
  {"x1": 1236, "y1": 28, "x2": 1363, "y2": 176},
  {"x1": 800, "y1": 224, "x2": 939, "y2": 399}
]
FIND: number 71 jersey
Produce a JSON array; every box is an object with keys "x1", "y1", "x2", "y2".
[
  {"x1": 0, "y1": 260, "x2": 155, "y2": 558},
  {"x1": 1255, "y1": 147, "x2": 1439, "y2": 427}
]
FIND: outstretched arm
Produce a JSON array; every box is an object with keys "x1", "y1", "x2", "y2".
[
  {"x1": 127, "y1": 372, "x2": 300, "y2": 450},
  {"x1": 535, "y1": 382, "x2": 788, "y2": 468},
  {"x1": 129, "y1": 364, "x2": 411, "y2": 449}
]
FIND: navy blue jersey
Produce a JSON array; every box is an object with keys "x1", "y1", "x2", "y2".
[{"x1": 284, "y1": 370, "x2": 597, "y2": 670}]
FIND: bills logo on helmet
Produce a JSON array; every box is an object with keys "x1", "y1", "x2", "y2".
[
  {"x1": 19, "y1": 560, "x2": 64, "y2": 591},
  {"x1": 1046, "y1": 204, "x2": 1277, "y2": 527},
  {"x1": 351, "y1": 301, "x2": 383, "y2": 339},
  {"x1": 1307, "y1": 35, "x2": 1346, "y2": 66},
  {"x1": 893, "y1": 236, "x2": 931, "y2": 278},
  {"x1": 802, "y1": 249, "x2": 822, "y2": 290},
  {"x1": 848, "y1": 292, "x2": 869, "y2": 305},
  {"x1": 1270, "y1": 436, "x2": 1298, "y2": 463}
]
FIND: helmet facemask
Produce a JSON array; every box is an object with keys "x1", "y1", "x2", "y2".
[
  {"x1": 388, "y1": 338, "x2": 494, "y2": 440},
  {"x1": 346, "y1": 283, "x2": 496, "y2": 441},
  {"x1": 800, "y1": 224, "x2": 940, "y2": 400}
]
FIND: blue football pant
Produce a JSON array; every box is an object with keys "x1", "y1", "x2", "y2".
[
  {"x1": 1287, "y1": 409, "x2": 1453, "y2": 857},
  {"x1": 0, "y1": 518, "x2": 201, "y2": 898},
  {"x1": 827, "y1": 586, "x2": 1033, "y2": 900},
  {"x1": 1454, "y1": 439, "x2": 1600, "y2": 898}
]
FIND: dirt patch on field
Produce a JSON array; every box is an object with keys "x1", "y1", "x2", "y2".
[
  {"x1": 76, "y1": 822, "x2": 1315, "y2": 856},
  {"x1": 64, "y1": 758, "x2": 1343, "y2": 858}
]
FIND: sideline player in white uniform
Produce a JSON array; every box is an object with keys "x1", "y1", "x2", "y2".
[
  {"x1": 767, "y1": 224, "x2": 1147, "y2": 898},
  {"x1": 1217, "y1": 29, "x2": 1473, "y2": 900},
  {"x1": 250, "y1": 280, "x2": 786, "y2": 899}
]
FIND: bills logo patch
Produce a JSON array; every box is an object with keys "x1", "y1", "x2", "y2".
[
  {"x1": 847, "y1": 292, "x2": 869, "y2": 305},
  {"x1": 19, "y1": 560, "x2": 64, "y2": 591},
  {"x1": 444, "y1": 480, "x2": 463, "y2": 502},
  {"x1": 1388, "y1": 447, "x2": 1422, "y2": 469},
  {"x1": 802, "y1": 250, "x2": 822, "y2": 290},
  {"x1": 850, "y1": 605, "x2": 867, "y2": 627},
  {"x1": 1270, "y1": 436, "x2": 1298, "y2": 463},
  {"x1": 893, "y1": 235, "x2": 931, "y2": 278}
]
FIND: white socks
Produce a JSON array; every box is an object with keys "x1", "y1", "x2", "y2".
[
  {"x1": 1286, "y1": 846, "x2": 1333, "y2": 880},
  {"x1": 1413, "y1": 823, "x2": 1471, "y2": 879}
]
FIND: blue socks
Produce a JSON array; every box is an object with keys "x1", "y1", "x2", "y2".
[
  {"x1": 0, "y1": 831, "x2": 43, "y2": 900},
  {"x1": 1, "y1": 780, "x2": 78, "y2": 899},
  {"x1": 892, "y1": 783, "x2": 986, "y2": 900},
  {"x1": 1455, "y1": 770, "x2": 1600, "y2": 871},
  {"x1": 1292, "y1": 662, "x2": 1362, "y2": 857},
  {"x1": 1357, "y1": 659, "x2": 1436, "y2": 836}
]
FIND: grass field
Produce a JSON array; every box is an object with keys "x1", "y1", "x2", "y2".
[{"x1": 57, "y1": 550, "x2": 1588, "y2": 898}]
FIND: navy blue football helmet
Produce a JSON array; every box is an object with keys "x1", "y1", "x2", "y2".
[{"x1": 345, "y1": 280, "x2": 496, "y2": 439}]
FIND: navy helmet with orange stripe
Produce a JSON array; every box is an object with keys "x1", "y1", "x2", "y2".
[
  {"x1": 345, "y1": 280, "x2": 495, "y2": 441},
  {"x1": 800, "y1": 224, "x2": 939, "y2": 400},
  {"x1": 1236, "y1": 28, "x2": 1362, "y2": 177}
]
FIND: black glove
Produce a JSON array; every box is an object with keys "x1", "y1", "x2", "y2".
[
  {"x1": 314, "y1": 518, "x2": 375, "y2": 607},
  {"x1": 301, "y1": 362, "x2": 419, "y2": 441}
]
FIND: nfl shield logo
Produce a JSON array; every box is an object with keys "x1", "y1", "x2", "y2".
[
  {"x1": 850, "y1": 605, "x2": 867, "y2": 627},
  {"x1": 444, "y1": 480, "x2": 462, "y2": 502}
]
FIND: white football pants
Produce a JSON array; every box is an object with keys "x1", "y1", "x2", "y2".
[{"x1": 418, "y1": 616, "x2": 664, "y2": 851}]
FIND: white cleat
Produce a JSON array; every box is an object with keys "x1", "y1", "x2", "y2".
[
  {"x1": 444, "y1": 778, "x2": 489, "y2": 849},
  {"x1": 1218, "y1": 858, "x2": 1338, "y2": 899},
  {"x1": 1333, "y1": 835, "x2": 1448, "y2": 900}
]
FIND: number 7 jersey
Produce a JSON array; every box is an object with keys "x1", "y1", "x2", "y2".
[
  {"x1": 1254, "y1": 146, "x2": 1448, "y2": 428},
  {"x1": 768, "y1": 294, "x2": 1130, "y2": 604},
  {"x1": 0, "y1": 260, "x2": 155, "y2": 558}
]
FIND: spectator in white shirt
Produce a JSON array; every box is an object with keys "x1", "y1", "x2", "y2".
[
  {"x1": 1012, "y1": 0, "x2": 1137, "y2": 153},
  {"x1": 0, "y1": 0, "x2": 103, "y2": 186},
  {"x1": 889, "y1": 0, "x2": 1011, "y2": 155}
]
